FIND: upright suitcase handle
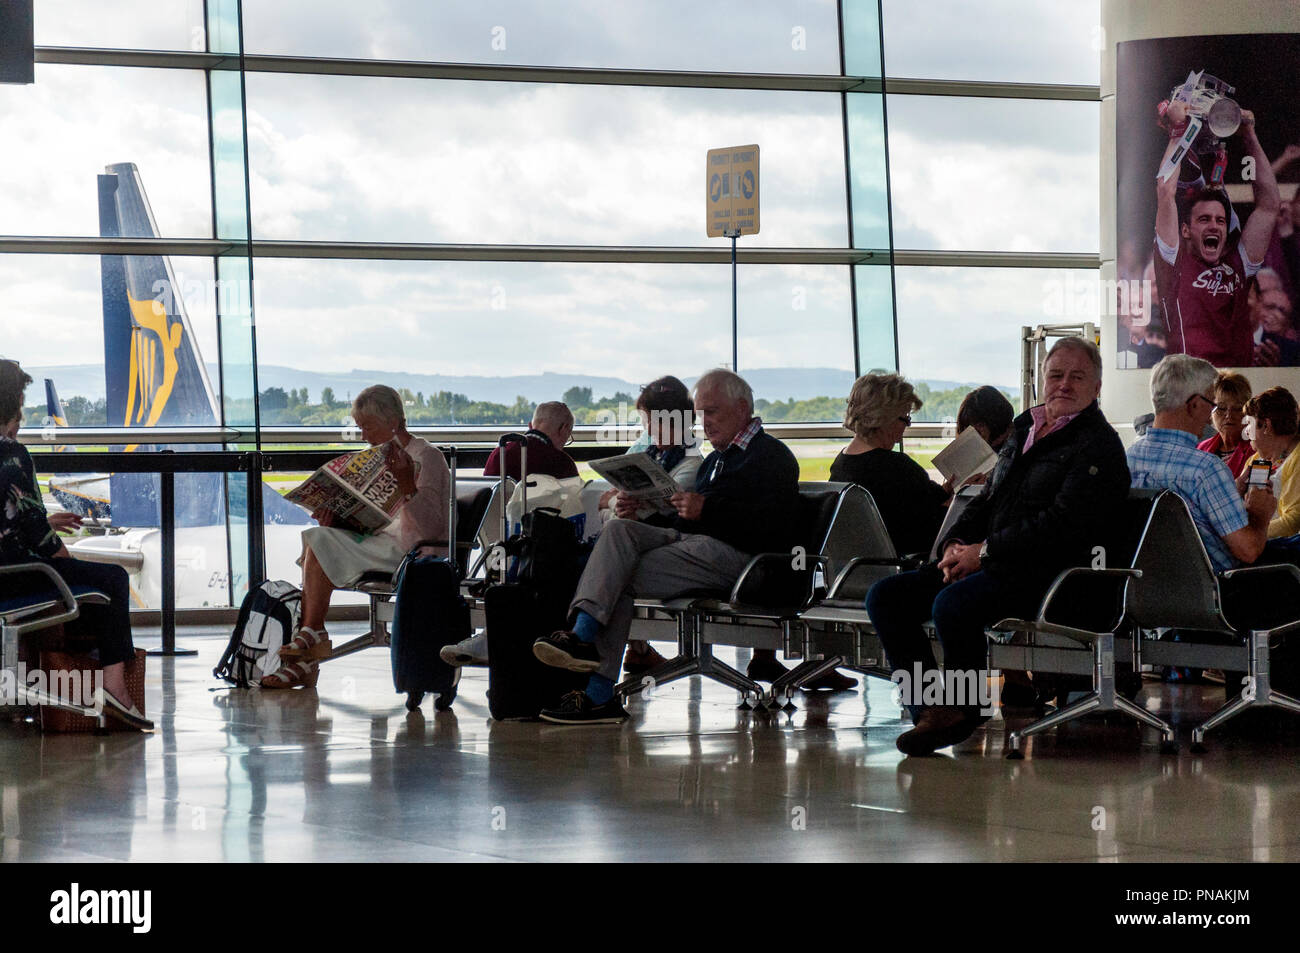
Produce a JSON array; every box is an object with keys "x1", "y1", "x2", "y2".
[
  {"x1": 445, "y1": 445, "x2": 458, "y2": 577},
  {"x1": 497, "y1": 432, "x2": 530, "y2": 583}
]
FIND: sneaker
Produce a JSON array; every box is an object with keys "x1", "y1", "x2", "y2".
[
  {"x1": 540, "y1": 690, "x2": 629, "y2": 724},
  {"x1": 533, "y1": 631, "x2": 601, "y2": 673},
  {"x1": 440, "y1": 631, "x2": 489, "y2": 667}
]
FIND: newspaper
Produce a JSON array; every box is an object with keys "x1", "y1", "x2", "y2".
[
  {"x1": 931, "y1": 427, "x2": 997, "y2": 488},
  {"x1": 284, "y1": 442, "x2": 415, "y2": 534},
  {"x1": 587, "y1": 452, "x2": 679, "y2": 516}
]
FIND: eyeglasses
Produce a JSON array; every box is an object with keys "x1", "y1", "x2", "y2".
[
  {"x1": 897, "y1": 415, "x2": 913, "y2": 426},
  {"x1": 1187, "y1": 394, "x2": 1216, "y2": 412},
  {"x1": 1212, "y1": 403, "x2": 1244, "y2": 416}
]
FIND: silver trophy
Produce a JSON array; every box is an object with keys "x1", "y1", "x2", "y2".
[{"x1": 1158, "y1": 70, "x2": 1241, "y2": 184}]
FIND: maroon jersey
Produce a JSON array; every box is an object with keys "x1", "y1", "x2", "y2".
[{"x1": 1153, "y1": 233, "x2": 1259, "y2": 367}]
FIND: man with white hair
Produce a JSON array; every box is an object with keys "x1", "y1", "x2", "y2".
[
  {"x1": 865, "y1": 337, "x2": 1130, "y2": 755},
  {"x1": 531, "y1": 369, "x2": 800, "y2": 723},
  {"x1": 1128, "y1": 354, "x2": 1274, "y2": 571},
  {"x1": 484, "y1": 400, "x2": 579, "y2": 480}
]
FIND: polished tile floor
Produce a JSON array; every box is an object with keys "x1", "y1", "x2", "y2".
[{"x1": 3, "y1": 624, "x2": 1299, "y2": 863}]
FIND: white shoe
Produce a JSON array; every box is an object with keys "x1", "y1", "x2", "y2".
[{"x1": 440, "y1": 631, "x2": 489, "y2": 667}]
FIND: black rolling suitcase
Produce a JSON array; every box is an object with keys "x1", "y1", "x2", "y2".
[
  {"x1": 484, "y1": 435, "x2": 586, "y2": 720},
  {"x1": 390, "y1": 447, "x2": 470, "y2": 711}
]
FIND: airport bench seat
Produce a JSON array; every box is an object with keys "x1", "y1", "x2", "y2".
[
  {"x1": 0, "y1": 562, "x2": 112, "y2": 723},
  {"x1": 619, "y1": 482, "x2": 889, "y2": 707}
]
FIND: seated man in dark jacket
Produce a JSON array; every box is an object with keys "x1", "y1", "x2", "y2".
[
  {"x1": 865, "y1": 337, "x2": 1131, "y2": 755},
  {"x1": 483, "y1": 401, "x2": 579, "y2": 480},
  {"x1": 532, "y1": 369, "x2": 800, "y2": 724}
]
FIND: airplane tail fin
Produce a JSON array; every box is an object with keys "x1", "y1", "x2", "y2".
[
  {"x1": 98, "y1": 163, "x2": 310, "y2": 529},
  {"x1": 44, "y1": 378, "x2": 67, "y2": 427},
  {"x1": 99, "y1": 162, "x2": 219, "y2": 430}
]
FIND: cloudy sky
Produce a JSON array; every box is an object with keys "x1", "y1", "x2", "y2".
[{"x1": 2, "y1": 0, "x2": 1101, "y2": 401}]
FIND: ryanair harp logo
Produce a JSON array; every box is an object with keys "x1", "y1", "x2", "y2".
[{"x1": 124, "y1": 294, "x2": 184, "y2": 427}]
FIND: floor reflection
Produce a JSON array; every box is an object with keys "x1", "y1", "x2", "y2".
[{"x1": 2, "y1": 626, "x2": 1299, "y2": 862}]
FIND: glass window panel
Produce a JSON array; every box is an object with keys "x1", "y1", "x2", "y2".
[
  {"x1": 4, "y1": 253, "x2": 232, "y2": 608},
  {"x1": 0, "y1": 65, "x2": 212, "y2": 237},
  {"x1": 894, "y1": 265, "x2": 1097, "y2": 417},
  {"x1": 250, "y1": 258, "x2": 854, "y2": 423},
  {"x1": 881, "y1": 0, "x2": 1101, "y2": 86},
  {"x1": 1, "y1": 254, "x2": 219, "y2": 407},
  {"x1": 854, "y1": 263, "x2": 896, "y2": 374},
  {"x1": 842, "y1": 0, "x2": 883, "y2": 78},
  {"x1": 885, "y1": 95, "x2": 1099, "y2": 253},
  {"x1": 245, "y1": 74, "x2": 848, "y2": 248},
  {"x1": 846, "y1": 92, "x2": 890, "y2": 249},
  {"x1": 34, "y1": 0, "x2": 206, "y2": 52},
  {"x1": 243, "y1": 0, "x2": 842, "y2": 75}
]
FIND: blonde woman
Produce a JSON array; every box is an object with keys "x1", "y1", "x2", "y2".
[
  {"x1": 830, "y1": 373, "x2": 949, "y2": 556},
  {"x1": 264, "y1": 385, "x2": 451, "y2": 689}
]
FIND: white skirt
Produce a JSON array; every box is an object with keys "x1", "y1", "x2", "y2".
[{"x1": 300, "y1": 526, "x2": 407, "y2": 588}]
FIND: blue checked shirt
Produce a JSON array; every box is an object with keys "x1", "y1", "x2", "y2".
[{"x1": 1127, "y1": 427, "x2": 1248, "y2": 573}]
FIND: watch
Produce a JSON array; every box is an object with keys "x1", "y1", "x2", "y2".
[{"x1": 978, "y1": 542, "x2": 989, "y2": 565}]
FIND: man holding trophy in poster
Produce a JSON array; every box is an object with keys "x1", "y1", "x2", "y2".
[{"x1": 1153, "y1": 70, "x2": 1281, "y2": 367}]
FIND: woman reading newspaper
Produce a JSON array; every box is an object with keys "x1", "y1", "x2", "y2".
[
  {"x1": 594, "y1": 376, "x2": 702, "y2": 676},
  {"x1": 264, "y1": 385, "x2": 450, "y2": 689}
]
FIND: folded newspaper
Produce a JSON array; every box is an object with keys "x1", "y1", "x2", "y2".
[
  {"x1": 285, "y1": 442, "x2": 416, "y2": 534},
  {"x1": 931, "y1": 427, "x2": 997, "y2": 488},
  {"x1": 588, "y1": 452, "x2": 679, "y2": 516}
]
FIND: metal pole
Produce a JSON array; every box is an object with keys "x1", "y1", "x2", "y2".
[
  {"x1": 730, "y1": 230, "x2": 739, "y2": 371},
  {"x1": 150, "y1": 451, "x2": 197, "y2": 657}
]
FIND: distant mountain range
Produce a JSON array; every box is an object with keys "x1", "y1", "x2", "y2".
[{"x1": 26, "y1": 364, "x2": 1015, "y2": 406}]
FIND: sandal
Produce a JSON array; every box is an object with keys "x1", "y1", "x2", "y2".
[
  {"x1": 278, "y1": 626, "x2": 332, "y2": 660},
  {"x1": 260, "y1": 660, "x2": 320, "y2": 690}
]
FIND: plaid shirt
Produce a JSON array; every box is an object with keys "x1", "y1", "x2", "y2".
[
  {"x1": 730, "y1": 417, "x2": 763, "y2": 451},
  {"x1": 1127, "y1": 427, "x2": 1247, "y2": 573}
]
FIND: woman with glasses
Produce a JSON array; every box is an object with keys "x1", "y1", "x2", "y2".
[
  {"x1": 601, "y1": 376, "x2": 702, "y2": 676},
  {"x1": 1198, "y1": 371, "x2": 1253, "y2": 478},
  {"x1": 829, "y1": 373, "x2": 949, "y2": 557}
]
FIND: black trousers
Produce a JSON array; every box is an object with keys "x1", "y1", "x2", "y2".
[{"x1": 42, "y1": 557, "x2": 137, "y2": 667}]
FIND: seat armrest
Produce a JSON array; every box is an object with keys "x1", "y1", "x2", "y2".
[
  {"x1": 826, "y1": 556, "x2": 911, "y2": 600},
  {"x1": 0, "y1": 562, "x2": 82, "y2": 633},
  {"x1": 728, "y1": 552, "x2": 825, "y2": 608},
  {"x1": 1221, "y1": 563, "x2": 1300, "y2": 584},
  {"x1": 1035, "y1": 566, "x2": 1140, "y2": 628}
]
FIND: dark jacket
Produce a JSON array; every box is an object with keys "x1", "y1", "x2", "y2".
[
  {"x1": 666, "y1": 429, "x2": 800, "y2": 556},
  {"x1": 945, "y1": 401, "x2": 1130, "y2": 588},
  {"x1": 484, "y1": 430, "x2": 579, "y2": 481}
]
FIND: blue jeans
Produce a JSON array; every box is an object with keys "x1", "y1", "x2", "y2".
[{"x1": 864, "y1": 564, "x2": 1043, "y2": 715}]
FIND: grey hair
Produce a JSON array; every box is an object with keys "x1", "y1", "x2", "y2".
[
  {"x1": 532, "y1": 400, "x2": 574, "y2": 431},
  {"x1": 1150, "y1": 354, "x2": 1219, "y2": 413},
  {"x1": 1044, "y1": 336, "x2": 1103, "y2": 379},
  {"x1": 693, "y1": 368, "x2": 753, "y2": 413},
  {"x1": 843, "y1": 373, "x2": 922, "y2": 440},
  {"x1": 352, "y1": 384, "x2": 405, "y2": 426}
]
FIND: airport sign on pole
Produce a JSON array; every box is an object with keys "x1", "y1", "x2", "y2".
[
  {"x1": 707, "y1": 144, "x2": 759, "y2": 372},
  {"x1": 706, "y1": 144, "x2": 760, "y2": 238}
]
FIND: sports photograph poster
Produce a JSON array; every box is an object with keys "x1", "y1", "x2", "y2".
[{"x1": 1115, "y1": 33, "x2": 1300, "y2": 371}]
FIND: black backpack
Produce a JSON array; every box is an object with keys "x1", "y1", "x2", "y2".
[{"x1": 214, "y1": 580, "x2": 303, "y2": 688}]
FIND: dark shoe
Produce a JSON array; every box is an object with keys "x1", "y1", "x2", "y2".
[
  {"x1": 747, "y1": 655, "x2": 789, "y2": 683},
  {"x1": 533, "y1": 631, "x2": 601, "y2": 673},
  {"x1": 895, "y1": 706, "x2": 979, "y2": 756},
  {"x1": 802, "y1": 669, "x2": 857, "y2": 692},
  {"x1": 998, "y1": 680, "x2": 1039, "y2": 709},
  {"x1": 623, "y1": 644, "x2": 668, "y2": 677},
  {"x1": 539, "y1": 690, "x2": 629, "y2": 724}
]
